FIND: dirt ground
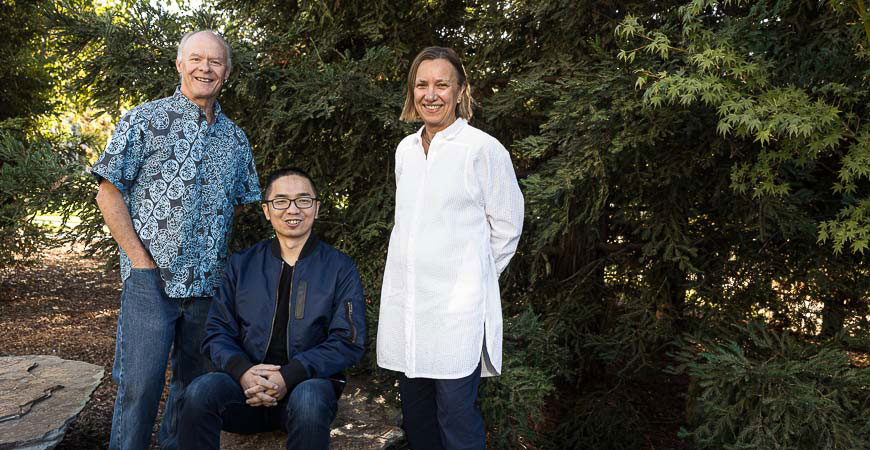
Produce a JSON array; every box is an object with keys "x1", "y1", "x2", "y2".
[{"x1": 0, "y1": 245, "x2": 125, "y2": 449}]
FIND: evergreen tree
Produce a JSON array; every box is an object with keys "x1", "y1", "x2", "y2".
[
  {"x1": 0, "y1": 0, "x2": 85, "y2": 267},
  {"x1": 44, "y1": 0, "x2": 870, "y2": 447}
]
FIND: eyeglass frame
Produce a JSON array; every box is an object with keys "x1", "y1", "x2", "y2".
[{"x1": 262, "y1": 196, "x2": 319, "y2": 210}]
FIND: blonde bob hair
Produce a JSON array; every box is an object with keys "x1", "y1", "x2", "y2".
[{"x1": 400, "y1": 47, "x2": 473, "y2": 122}]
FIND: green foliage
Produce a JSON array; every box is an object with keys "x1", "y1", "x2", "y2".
[
  {"x1": 671, "y1": 322, "x2": 870, "y2": 449},
  {"x1": 0, "y1": 0, "x2": 67, "y2": 267},
  {"x1": 549, "y1": 387, "x2": 645, "y2": 450},
  {"x1": 583, "y1": 296, "x2": 674, "y2": 377},
  {"x1": 539, "y1": 294, "x2": 677, "y2": 448},
  {"x1": 479, "y1": 308, "x2": 560, "y2": 448},
  {"x1": 617, "y1": 0, "x2": 870, "y2": 254},
  {"x1": 0, "y1": 0, "x2": 54, "y2": 123},
  {"x1": 21, "y1": 0, "x2": 870, "y2": 447},
  {"x1": 0, "y1": 127, "x2": 71, "y2": 267}
]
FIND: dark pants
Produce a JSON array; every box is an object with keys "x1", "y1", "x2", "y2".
[
  {"x1": 399, "y1": 364, "x2": 485, "y2": 450},
  {"x1": 178, "y1": 372, "x2": 338, "y2": 450}
]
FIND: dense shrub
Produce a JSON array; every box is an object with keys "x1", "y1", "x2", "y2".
[
  {"x1": 671, "y1": 322, "x2": 870, "y2": 450},
  {"x1": 549, "y1": 388, "x2": 645, "y2": 450},
  {"x1": 539, "y1": 296, "x2": 676, "y2": 448},
  {"x1": 478, "y1": 308, "x2": 563, "y2": 448},
  {"x1": 32, "y1": 0, "x2": 870, "y2": 447},
  {"x1": 0, "y1": 129, "x2": 63, "y2": 266}
]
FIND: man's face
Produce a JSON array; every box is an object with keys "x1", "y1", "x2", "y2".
[
  {"x1": 176, "y1": 32, "x2": 230, "y2": 108},
  {"x1": 261, "y1": 175, "x2": 319, "y2": 242}
]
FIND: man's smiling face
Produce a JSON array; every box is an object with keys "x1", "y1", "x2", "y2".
[
  {"x1": 176, "y1": 32, "x2": 230, "y2": 109},
  {"x1": 261, "y1": 175, "x2": 319, "y2": 243}
]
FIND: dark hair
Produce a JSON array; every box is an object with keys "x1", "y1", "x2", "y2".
[
  {"x1": 263, "y1": 167, "x2": 318, "y2": 199},
  {"x1": 400, "y1": 46, "x2": 473, "y2": 122}
]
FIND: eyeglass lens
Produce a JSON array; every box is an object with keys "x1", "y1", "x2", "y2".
[{"x1": 271, "y1": 198, "x2": 314, "y2": 209}]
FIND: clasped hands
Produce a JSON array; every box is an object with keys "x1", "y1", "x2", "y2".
[{"x1": 240, "y1": 364, "x2": 287, "y2": 407}]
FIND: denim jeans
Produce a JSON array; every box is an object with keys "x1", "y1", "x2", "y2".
[
  {"x1": 109, "y1": 267, "x2": 213, "y2": 450},
  {"x1": 178, "y1": 372, "x2": 338, "y2": 450},
  {"x1": 399, "y1": 364, "x2": 485, "y2": 450}
]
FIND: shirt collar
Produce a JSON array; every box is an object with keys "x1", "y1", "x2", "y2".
[
  {"x1": 172, "y1": 86, "x2": 223, "y2": 119},
  {"x1": 415, "y1": 118, "x2": 467, "y2": 142}
]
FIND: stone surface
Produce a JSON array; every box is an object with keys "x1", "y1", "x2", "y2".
[
  {"x1": 219, "y1": 376, "x2": 405, "y2": 450},
  {"x1": 0, "y1": 355, "x2": 104, "y2": 450}
]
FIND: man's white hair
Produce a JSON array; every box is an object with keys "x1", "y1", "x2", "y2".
[{"x1": 176, "y1": 30, "x2": 232, "y2": 72}]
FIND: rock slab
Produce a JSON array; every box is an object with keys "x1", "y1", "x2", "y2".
[
  {"x1": 220, "y1": 376, "x2": 405, "y2": 450},
  {"x1": 0, "y1": 355, "x2": 104, "y2": 450}
]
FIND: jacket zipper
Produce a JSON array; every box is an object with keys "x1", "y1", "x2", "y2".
[
  {"x1": 263, "y1": 262, "x2": 284, "y2": 362},
  {"x1": 346, "y1": 301, "x2": 357, "y2": 343}
]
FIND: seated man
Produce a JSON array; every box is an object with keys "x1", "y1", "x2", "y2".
[{"x1": 179, "y1": 167, "x2": 366, "y2": 450}]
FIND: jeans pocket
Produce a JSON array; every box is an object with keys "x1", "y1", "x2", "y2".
[{"x1": 125, "y1": 267, "x2": 163, "y2": 295}]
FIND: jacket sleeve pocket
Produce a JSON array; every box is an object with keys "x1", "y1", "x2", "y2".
[{"x1": 345, "y1": 301, "x2": 357, "y2": 344}]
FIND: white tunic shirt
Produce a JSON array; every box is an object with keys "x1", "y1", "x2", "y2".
[{"x1": 377, "y1": 119, "x2": 524, "y2": 379}]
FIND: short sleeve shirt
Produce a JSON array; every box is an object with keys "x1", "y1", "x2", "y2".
[{"x1": 91, "y1": 87, "x2": 261, "y2": 298}]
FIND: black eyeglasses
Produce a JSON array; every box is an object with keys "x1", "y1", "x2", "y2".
[{"x1": 263, "y1": 197, "x2": 318, "y2": 210}]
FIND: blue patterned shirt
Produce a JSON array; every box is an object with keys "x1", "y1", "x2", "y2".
[{"x1": 91, "y1": 87, "x2": 261, "y2": 298}]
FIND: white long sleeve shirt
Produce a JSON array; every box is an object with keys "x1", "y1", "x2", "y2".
[{"x1": 377, "y1": 118, "x2": 524, "y2": 379}]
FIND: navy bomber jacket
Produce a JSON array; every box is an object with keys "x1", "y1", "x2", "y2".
[{"x1": 202, "y1": 235, "x2": 366, "y2": 393}]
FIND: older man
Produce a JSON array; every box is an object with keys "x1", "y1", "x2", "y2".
[{"x1": 91, "y1": 30, "x2": 260, "y2": 450}]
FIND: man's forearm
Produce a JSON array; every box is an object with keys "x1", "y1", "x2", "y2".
[{"x1": 95, "y1": 180, "x2": 155, "y2": 268}]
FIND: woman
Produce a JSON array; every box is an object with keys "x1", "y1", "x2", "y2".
[{"x1": 377, "y1": 47, "x2": 524, "y2": 450}]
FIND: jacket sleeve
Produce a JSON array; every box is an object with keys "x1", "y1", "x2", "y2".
[
  {"x1": 201, "y1": 256, "x2": 254, "y2": 382},
  {"x1": 291, "y1": 258, "x2": 366, "y2": 378}
]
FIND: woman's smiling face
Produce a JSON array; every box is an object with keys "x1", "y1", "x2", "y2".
[{"x1": 413, "y1": 58, "x2": 463, "y2": 133}]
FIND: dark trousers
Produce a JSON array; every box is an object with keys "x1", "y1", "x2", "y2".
[
  {"x1": 399, "y1": 364, "x2": 485, "y2": 450},
  {"x1": 178, "y1": 372, "x2": 338, "y2": 450}
]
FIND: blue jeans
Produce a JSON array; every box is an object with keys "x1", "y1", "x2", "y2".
[
  {"x1": 178, "y1": 372, "x2": 338, "y2": 450},
  {"x1": 399, "y1": 364, "x2": 485, "y2": 450},
  {"x1": 109, "y1": 267, "x2": 213, "y2": 450}
]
